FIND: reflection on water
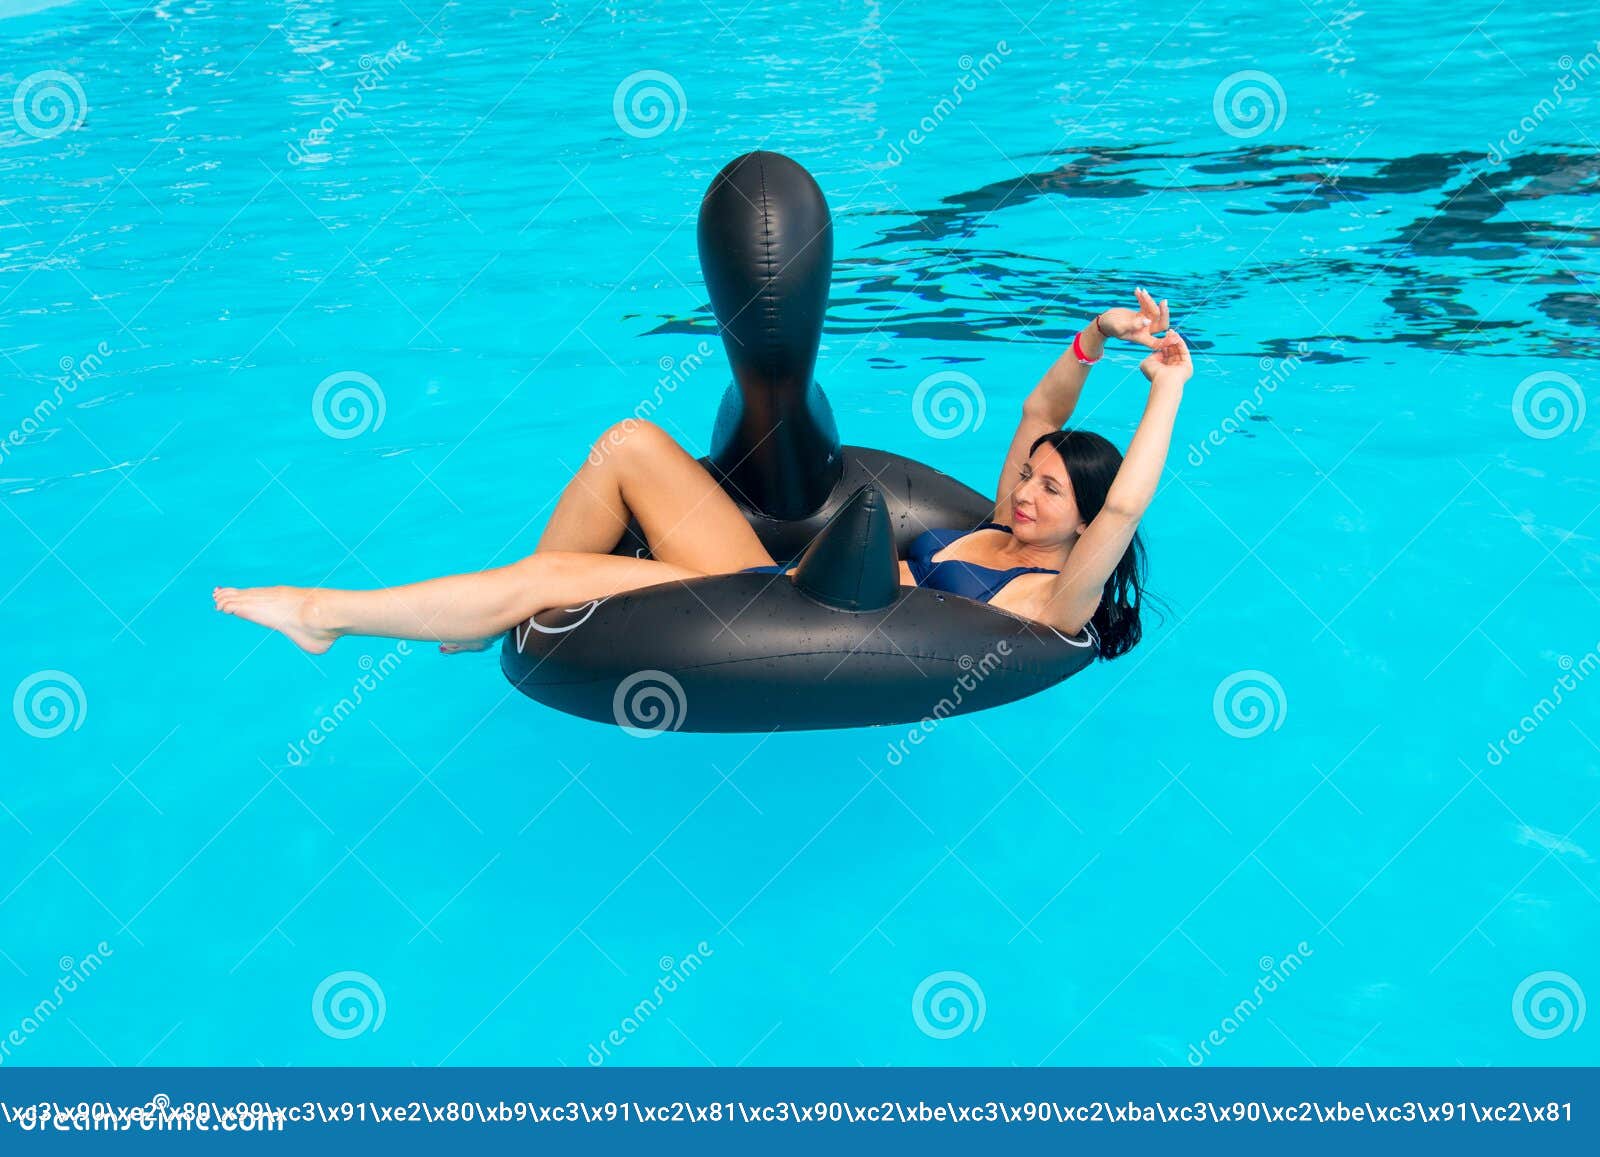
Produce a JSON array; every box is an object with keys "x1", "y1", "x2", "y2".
[{"x1": 651, "y1": 145, "x2": 1600, "y2": 358}]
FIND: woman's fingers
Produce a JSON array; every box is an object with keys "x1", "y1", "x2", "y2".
[
  {"x1": 1128, "y1": 287, "x2": 1178, "y2": 347},
  {"x1": 1134, "y1": 286, "x2": 1169, "y2": 335}
]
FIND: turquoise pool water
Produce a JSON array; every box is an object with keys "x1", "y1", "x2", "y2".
[{"x1": 2, "y1": 0, "x2": 1598, "y2": 1069}]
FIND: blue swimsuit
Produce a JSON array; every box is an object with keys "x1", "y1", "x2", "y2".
[
  {"x1": 742, "y1": 522, "x2": 1059, "y2": 605},
  {"x1": 904, "y1": 521, "x2": 1061, "y2": 603}
]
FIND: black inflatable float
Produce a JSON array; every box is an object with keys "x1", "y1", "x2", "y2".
[{"x1": 503, "y1": 151, "x2": 1097, "y2": 733}]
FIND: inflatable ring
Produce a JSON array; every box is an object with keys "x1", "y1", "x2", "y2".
[{"x1": 503, "y1": 151, "x2": 1097, "y2": 733}]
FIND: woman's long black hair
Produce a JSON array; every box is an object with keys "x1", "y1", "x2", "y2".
[{"x1": 1029, "y1": 429, "x2": 1161, "y2": 659}]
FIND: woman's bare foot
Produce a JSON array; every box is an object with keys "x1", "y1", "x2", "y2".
[
  {"x1": 213, "y1": 585, "x2": 338, "y2": 655},
  {"x1": 439, "y1": 637, "x2": 498, "y2": 655}
]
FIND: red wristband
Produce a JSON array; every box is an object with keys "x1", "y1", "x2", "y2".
[{"x1": 1072, "y1": 330, "x2": 1101, "y2": 365}]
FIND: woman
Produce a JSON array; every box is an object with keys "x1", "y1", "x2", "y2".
[{"x1": 214, "y1": 288, "x2": 1191, "y2": 660}]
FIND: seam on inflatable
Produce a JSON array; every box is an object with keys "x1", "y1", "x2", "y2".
[{"x1": 758, "y1": 162, "x2": 778, "y2": 389}]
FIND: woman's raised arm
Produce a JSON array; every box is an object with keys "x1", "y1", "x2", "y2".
[
  {"x1": 992, "y1": 288, "x2": 1169, "y2": 519},
  {"x1": 1040, "y1": 328, "x2": 1193, "y2": 635}
]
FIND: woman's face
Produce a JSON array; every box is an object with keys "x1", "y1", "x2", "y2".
[{"x1": 1011, "y1": 444, "x2": 1085, "y2": 543}]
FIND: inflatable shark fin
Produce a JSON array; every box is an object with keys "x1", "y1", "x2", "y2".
[{"x1": 792, "y1": 483, "x2": 900, "y2": 612}]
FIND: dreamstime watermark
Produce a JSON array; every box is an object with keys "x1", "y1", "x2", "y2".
[
  {"x1": 0, "y1": 342, "x2": 113, "y2": 467},
  {"x1": 586, "y1": 941, "x2": 714, "y2": 1064},
  {"x1": 11, "y1": 70, "x2": 88, "y2": 139},
  {"x1": 612, "y1": 70, "x2": 687, "y2": 139},
  {"x1": 612, "y1": 669, "x2": 687, "y2": 737},
  {"x1": 0, "y1": 942, "x2": 114, "y2": 1065},
  {"x1": 912, "y1": 971, "x2": 986, "y2": 1039},
  {"x1": 312, "y1": 370, "x2": 386, "y2": 439},
  {"x1": 587, "y1": 341, "x2": 715, "y2": 467},
  {"x1": 286, "y1": 42, "x2": 418, "y2": 165},
  {"x1": 1511, "y1": 370, "x2": 1586, "y2": 440},
  {"x1": 1212, "y1": 70, "x2": 1287, "y2": 139},
  {"x1": 12, "y1": 669, "x2": 86, "y2": 739},
  {"x1": 312, "y1": 970, "x2": 386, "y2": 1039},
  {"x1": 1186, "y1": 341, "x2": 1343, "y2": 467},
  {"x1": 1484, "y1": 645, "x2": 1600, "y2": 767},
  {"x1": 1512, "y1": 970, "x2": 1585, "y2": 1039},
  {"x1": 1186, "y1": 942, "x2": 1313, "y2": 1065},
  {"x1": 884, "y1": 43, "x2": 1011, "y2": 166},
  {"x1": 284, "y1": 643, "x2": 411, "y2": 767},
  {"x1": 912, "y1": 370, "x2": 986, "y2": 440},
  {"x1": 881, "y1": 642, "x2": 1013, "y2": 767},
  {"x1": 1212, "y1": 669, "x2": 1286, "y2": 739},
  {"x1": 1487, "y1": 42, "x2": 1600, "y2": 163}
]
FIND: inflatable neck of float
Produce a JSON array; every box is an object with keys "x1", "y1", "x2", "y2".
[
  {"x1": 504, "y1": 151, "x2": 1100, "y2": 733},
  {"x1": 699, "y1": 151, "x2": 844, "y2": 521},
  {"x1": 611, "y1": 151, "x2": 999, "y2": 564}
]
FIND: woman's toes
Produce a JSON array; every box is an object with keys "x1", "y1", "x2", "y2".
[
  {"x1": 214, "y1": 585, "x2": 333, "y2": 655},
  {"x1": 439, "y1": 638, "x2": 495, "y2": 655}
]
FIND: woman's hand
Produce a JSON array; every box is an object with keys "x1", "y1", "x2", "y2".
[
  {"x1": 1095, "y1": 286, "x2": 1169, "y2": 349},
  {"x1": 1139, "y1": 328, "x2": 1192, "y2": 386}
]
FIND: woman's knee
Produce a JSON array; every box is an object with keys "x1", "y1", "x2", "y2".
[
  {"x1": 513, "y1": 549, "x2": 596, "y2": 588},
  {"x1": 506, "y1": 552, "x2": 551, "y2": 587},
  {"x1": 588, "y1": 417, "x2": 674, "y2": 470}
]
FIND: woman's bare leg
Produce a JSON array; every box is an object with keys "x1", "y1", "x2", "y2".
[
  {"x1": 434, "y1": 443, "x2": 639, "y2": 653},
  {"x1": 213, "y1": 551, "x2": 703, "y2": 655},
  {"x1": 424, "y1": 419, "x2": 777, "y2": 655},
  {"x1": 216, "y1": 420, "x2": 779, "y2": 655},
  {"x1": 537, "y1": 419, "x2": 776, "y2": 572},
  {"x1": 534, "y1": 429, "x2": 638, "y2": 556}
]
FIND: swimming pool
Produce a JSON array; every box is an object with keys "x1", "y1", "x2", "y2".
[{"x1": 1, "y1": 0, "x2": 1597, "y2": 1069}]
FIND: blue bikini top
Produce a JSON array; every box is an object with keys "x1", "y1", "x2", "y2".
[
  {"x1": 741, "y1": 522, "x2": 1060, "y2": 608},
  {"x1": 906, "y1": 522, "x2": 1060, "y2": 605}
]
